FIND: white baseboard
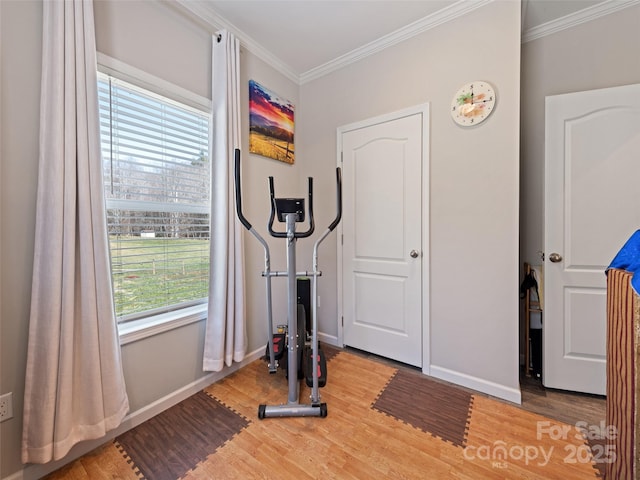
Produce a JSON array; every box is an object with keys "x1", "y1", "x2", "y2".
[
  {"x1": 430, "y1": 365, "x2": 522, "y2": 405},
  {"x1": 13, "y1": 348, "x2": 264, "y2": 480},
  {"x1": 318, "y1": 331, "x2": 339, "y2": 347}
]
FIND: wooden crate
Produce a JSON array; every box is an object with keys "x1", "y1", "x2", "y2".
[{"x1": 606, "y1": 268, "x2": 640, "y2": 480}]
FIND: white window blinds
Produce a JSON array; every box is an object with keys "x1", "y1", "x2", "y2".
[{"x1": 98, "y1": 73, "x2": 211, "y2": 321}]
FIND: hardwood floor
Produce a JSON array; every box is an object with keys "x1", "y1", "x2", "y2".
[
  {"x1": 520, "y1": 372, "x2": 605, "y2": 428},
  {"x1": 45, "y1": 347, "x2": 606, "y2": 480}
]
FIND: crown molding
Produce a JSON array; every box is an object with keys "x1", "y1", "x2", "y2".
[
  {"x1": 522, "y1": 0, "x2": 640, "y2": 43},
  {"x1": 299, "y1": 0, "x2": 493, "y2": 84},
  {"x1": 173, "y1": 0, "x2": 300, "y2": 84},
  {"x1": 175, "y1": 0, "x2": 639, "y2": 85},
  {"x1": 175, "y1": 0, "x2": 493, "y2": 86}
]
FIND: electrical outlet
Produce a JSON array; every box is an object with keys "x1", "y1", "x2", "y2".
[{"x1": 0, "y1": 392, "x2": 14, "y2": 422}]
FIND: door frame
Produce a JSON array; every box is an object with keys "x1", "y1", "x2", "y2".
[{"x1": 336, "y1": 103, "x2": 431, "y2": 375}]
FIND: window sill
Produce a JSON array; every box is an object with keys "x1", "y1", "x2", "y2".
[{"x1": 118, "y1": 304, "x2": 207, "y2": 345}]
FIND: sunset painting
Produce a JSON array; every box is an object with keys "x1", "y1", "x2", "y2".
[{"x1": 249, "y1": 80, "x2": 295, "y2": 164}]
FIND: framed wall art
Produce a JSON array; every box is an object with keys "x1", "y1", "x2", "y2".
[{"x1": 249, "y1": 80, "x2": 295, "y2": 164}]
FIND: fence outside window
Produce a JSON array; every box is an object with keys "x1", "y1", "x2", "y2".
[{"x1": 98, "y1": 73, "x2": 211, "y2": 321}]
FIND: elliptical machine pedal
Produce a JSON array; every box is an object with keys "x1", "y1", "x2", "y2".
[
  {"x1": 304, "y1": 345, "x2": 327, "y2": 388},
  {"x1": 265, "y1": 333, "x2": 285, "y2": 362}
]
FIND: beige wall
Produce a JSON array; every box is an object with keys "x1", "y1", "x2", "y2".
[
  {"x1": 298, "y1": 0, "x2": 521, "y2": 400},
  {"x1": 520, "y1": 5, "x2": 640, "y2": 266},
  {"x1": 1, "y1": 1, "x2": 43, "y2": 477}
]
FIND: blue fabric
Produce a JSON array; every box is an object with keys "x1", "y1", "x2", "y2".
[{"x1": 607, "y1": 230, "x2": 640, "y2": 294}]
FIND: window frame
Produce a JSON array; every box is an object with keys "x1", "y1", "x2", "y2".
[{"x1": 97, "y1": 54, "x2": 212, "y2": 344}]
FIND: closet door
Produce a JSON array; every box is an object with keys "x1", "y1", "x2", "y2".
[{"x1": 340, "y1": 109, "x2": 426, "y2": 367}]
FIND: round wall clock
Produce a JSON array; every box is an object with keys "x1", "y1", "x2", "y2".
[{"x1": 451, "y1": 81, "x2": 496, "y2": 126}]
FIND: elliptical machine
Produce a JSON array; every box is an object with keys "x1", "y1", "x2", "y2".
[{"x1": 234, "y1": 149, "x2": 342, "y2": 419}]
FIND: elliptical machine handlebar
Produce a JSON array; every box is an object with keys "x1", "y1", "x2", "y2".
[
  {"x1": 234, "y1": 145, "x2": 342, "y2": 238},
  {"x1": 328, "y1": 167, "x2": 342, "y2": 232},
  {"x1": 234, "y1": 148, "x2": 252, "y2": 231},
  {"x1": 268, "y1": 176, "x2": 315, "y2": 238}
]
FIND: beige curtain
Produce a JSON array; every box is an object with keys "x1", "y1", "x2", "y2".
[
  {"x1": 203, "y1": 31, "x2": 247, "y2": 371},
  {"x1": 22, "y1": 0, "x2": 129, "y2": 464}
]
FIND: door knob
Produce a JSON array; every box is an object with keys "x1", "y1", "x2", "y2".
[
  {"x1": 549, "y1": 252, "x2": 563, "y2": 263},
  {"x1": 410, "y1": 250, "x2": 420, "y2": 258}
]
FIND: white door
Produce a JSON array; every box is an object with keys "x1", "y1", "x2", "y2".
[
  {"x1": 341, "y1": 110, "x2": 424, "y2": 367},
  {"x1": 544, "y1": 83, "x2": 640, "y2": 395}
]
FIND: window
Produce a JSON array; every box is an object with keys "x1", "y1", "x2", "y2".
[{"x1": 98, "y1": 73, "x2": 210, "y2": 322}]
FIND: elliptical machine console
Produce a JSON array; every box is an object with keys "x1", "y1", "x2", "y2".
[{"x1": 234, "y1": 149, "x2": 342, "y2": 419}]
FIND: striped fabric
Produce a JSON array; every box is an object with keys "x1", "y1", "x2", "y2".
[{"x1": 606, "y1": 268, "x2": 639, "y2": 480}]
